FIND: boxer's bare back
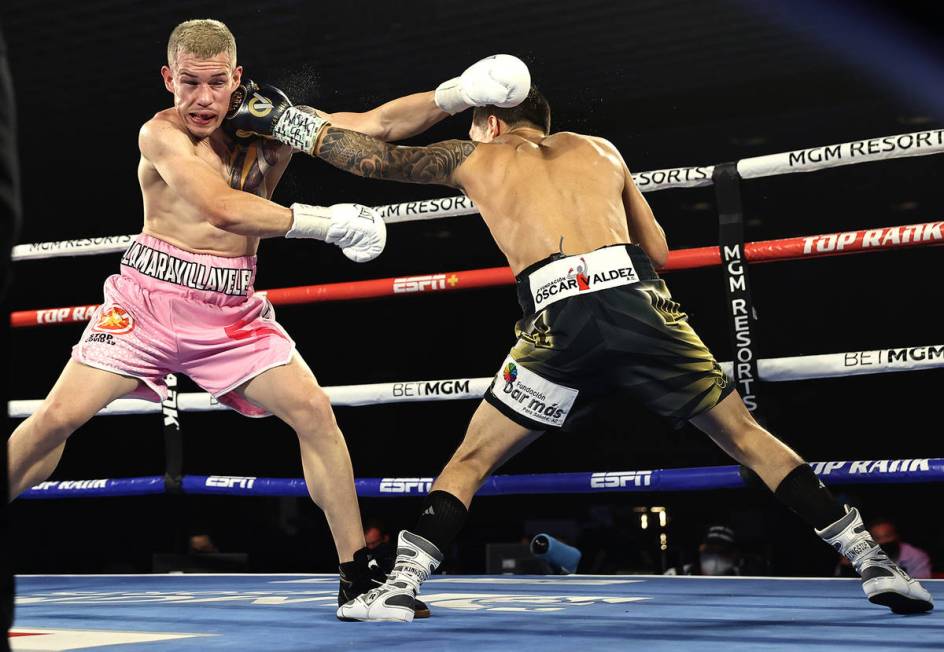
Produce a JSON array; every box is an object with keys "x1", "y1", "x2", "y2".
[
  {"x1": 454, "y1": 129, "x2": 665, "y2": 273},
  {"x1": 312, "y1": 124, "x2": 669, "y2": 273}
]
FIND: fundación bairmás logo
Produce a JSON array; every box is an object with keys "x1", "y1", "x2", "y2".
[{"x1": 503, "y1": 361, "x2": 518, "y2": 390}]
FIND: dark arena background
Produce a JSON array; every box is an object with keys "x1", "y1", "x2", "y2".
[{"x1": 0, "y1": 1, "x2": 942, "y2": 650}]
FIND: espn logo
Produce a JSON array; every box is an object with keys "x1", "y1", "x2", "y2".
[
  {"x1": 205, "y1": 476, "x2": 256, "y2": 489},
  {"x1": 379, "y1": 477, "x2": 434, "y2": 493},
  {"x1": 393, "y1": 274, "x2": 446, "y2": 294},
  {"x1": 589, "y1": 471, "x2": 652, "y2": 489}
]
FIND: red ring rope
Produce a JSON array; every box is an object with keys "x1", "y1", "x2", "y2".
[{"x1": 11, "y1": 220, "x2": 942, "y2": 329}]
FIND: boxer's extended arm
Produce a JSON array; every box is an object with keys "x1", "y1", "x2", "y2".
[
  {"x1": 139, "y1": 120, "x2": 293, "y2": 236},
  {"x1": 312, "y1": 126, "x2": 477, "y2": 189},
  {"x1": 309, "y1": 91, "x2": 446, "y2": 142},
  {"x1": 622, "y1": 163, "x2": 668, "y2": 267},
  {"x1": 304, "y1": 54, "x2": 529, "y2": 142},
  {"x1": 227, "y1": 55, "x2": 528, "y2": 150}
]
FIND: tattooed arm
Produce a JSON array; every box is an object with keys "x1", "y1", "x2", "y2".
[
  {"x1": 312, "y1": 126, "x2": 477, "y2": 189},
  {"x1": 294, "y1": 93, "x2": 446, "y2": 142}
]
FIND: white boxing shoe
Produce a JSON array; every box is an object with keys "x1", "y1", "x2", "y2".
[
  {"x1": 817, "y1": 507, "x2": 933, "y2": 614},
  {"x1": 337, "y1": 530, "x2": 443, "y2": 622}
]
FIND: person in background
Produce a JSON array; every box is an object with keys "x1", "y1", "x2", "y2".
[
  {"x1": 665, "y1": 525, "x2": 743, "y2": 576},
  {"x1": 836, "y1": 518, "x2": 932, "y2": 579},
  {"x1": 364, "y1": 518, "x2": 392, "y2": 555},
  {"x1": 189, "y1": 534, "x2": 220, "y2": 554},
  {"x1": 868, "y1": 519, "x2": 932, "y2": 579}
]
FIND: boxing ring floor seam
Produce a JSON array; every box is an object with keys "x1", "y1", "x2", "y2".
[{"x1": 11, "y1": 574, "x2": 942, "y2": 651}]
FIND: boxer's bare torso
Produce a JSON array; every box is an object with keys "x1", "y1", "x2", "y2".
[
  {"x1": 139, "y1": 109, "x2": 291, "y2": 257},
  {"x1": 313, "y1": 125, "x2": 667, "y2": 274},
  {"x1": 457, "y1": 130, "x2": 654, "y2": 274}
]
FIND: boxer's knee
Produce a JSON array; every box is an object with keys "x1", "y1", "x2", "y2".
[
  {"x1": 31, "y1": 399, "x2": 84, "y2": 447},
  {"x1": 286, "y1": 388, "x2": 337, "y2": 438}
]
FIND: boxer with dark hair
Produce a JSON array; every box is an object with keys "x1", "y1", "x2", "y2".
[{"x1": 276, "y1": 82, "x2": 933, "y2": 620}]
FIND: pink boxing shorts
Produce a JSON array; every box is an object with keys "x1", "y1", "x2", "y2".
[{"x1": 72, "y1": 233, "x2": 295, "y2": 417}]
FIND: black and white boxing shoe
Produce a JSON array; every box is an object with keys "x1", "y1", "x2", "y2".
[
  {"x1": 337, "y1": 548, "x2": 431, "y2": 620},
  {"x1": 817, "y1": 507, "x2": 933, "y2": 614},
  {"x1": 337, "y1": 531, "x2": 442, "y2": 622}
]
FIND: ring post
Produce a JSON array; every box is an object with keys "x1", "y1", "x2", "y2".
[{"x1": 713, "y1": 162, "x2": 766, "y2": 421}]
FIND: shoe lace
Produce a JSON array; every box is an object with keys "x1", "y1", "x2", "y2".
[
  {"x1": 364, "y1": 560, "x2": 426, "y2": 602},
  {"x1": 852, "y1": 540, "x2": 891, "y2": 571}
]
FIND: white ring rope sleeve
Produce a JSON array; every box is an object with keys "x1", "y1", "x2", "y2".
[
  {"x1": 8, "y1": 344, "x2": 942, "y2": 418},
  {"x1": 13, "y1": 129, "x2": 944, "y2": 261}
]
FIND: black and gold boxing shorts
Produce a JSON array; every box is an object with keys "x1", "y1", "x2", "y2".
[{"x1": 483, "y1": 243, "x2": 734, "y2": 431}]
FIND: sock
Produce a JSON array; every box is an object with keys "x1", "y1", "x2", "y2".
[
  {"x1": 339, "y1": 547, "x2": 371, "y2": 579},
  {"x1": 338, "y1": 547, "x2": 377, "y2": 605},
  {"x1": 774, "y1": 464, "x2": 846, "y2": 530},
  {"x1": 413, "y1": 490, "x2": 468, "y2": 553}
]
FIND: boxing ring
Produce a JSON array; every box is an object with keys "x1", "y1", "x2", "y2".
[
  {"x1": 12, "y1": 574, "x2": 942, "y2": 651},
  {"x1": 8, "y1": 129, "x2": 944, "y2": 649}
]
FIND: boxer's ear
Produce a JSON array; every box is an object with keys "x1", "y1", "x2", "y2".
[
  {"x1": 161, "y1": 66, "x2": 175, "y2": 94},
  {"x1": 488, "y1": 115, "x2": 501, "y2": 138}
]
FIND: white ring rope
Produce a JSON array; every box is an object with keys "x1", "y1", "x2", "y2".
[
  {"x1": 376, "y1": 195, "x2": 479, "y2": 224},
  {"x1": 12, "y1": 128, "x2": 944, "y2": 262},
  {"x1": 8, "y1": 343, "x2": 942, "y2": 419},
  {"x1": 736, "y1": 129, "x2": 944, "y2": 179},
  {"x1": 13, "y1": 235, "x2": 135, "y2": 262}
]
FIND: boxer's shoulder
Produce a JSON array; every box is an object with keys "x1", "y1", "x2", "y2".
[
  {"x1": 582, "y1": 133, "x2": 619, "y2": 150},
  {"x1": 454, "y1": 141, "x2": 508, "y2": 179},
  {"x1": 139, "y1": 110, "x2": 193, "y2": 155},
  {"x1": 142, "y1": 108, "x2": 187, "y2": 135},
  {"x1": 535, "y1": 131, "x2": 603, "y2": 151}
]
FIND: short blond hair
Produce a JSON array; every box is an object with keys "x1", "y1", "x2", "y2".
[{"x1": 167, "y1": 19, "x2": 237, "y2": 69}]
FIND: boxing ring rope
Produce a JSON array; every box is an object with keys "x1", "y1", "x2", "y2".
[
  {"x1": 18, "y1": 458, "x2": 944, "y2": 500},
  {"x1": 7, "y1": 342, "x2": 944, "y2": 419},
  {"x1": 10, "y1": 220, "x2": 943, "y2": 328},
  {"x1": 8, "y1": 128, "x2": 943, "y2": 511},
  {"x1": 10, "y1": 128, "x2": 944, "y2": 264}
]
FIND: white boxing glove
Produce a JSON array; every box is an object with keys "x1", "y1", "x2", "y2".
[
  {"x1": 435, "y1": 54, "x2": 531, "y2": 115},
  {"x1": 287, "y1": 203, "x2": 386, "y2": 263}
]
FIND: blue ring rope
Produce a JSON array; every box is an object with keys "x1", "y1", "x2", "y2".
[{"x1": 20, "y1": 458, "x2": 943, "y2": 499}]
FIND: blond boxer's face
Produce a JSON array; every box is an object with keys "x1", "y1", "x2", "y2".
[{"x1": 162, "y1": 51, "x2": 242, "y2": 137}]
